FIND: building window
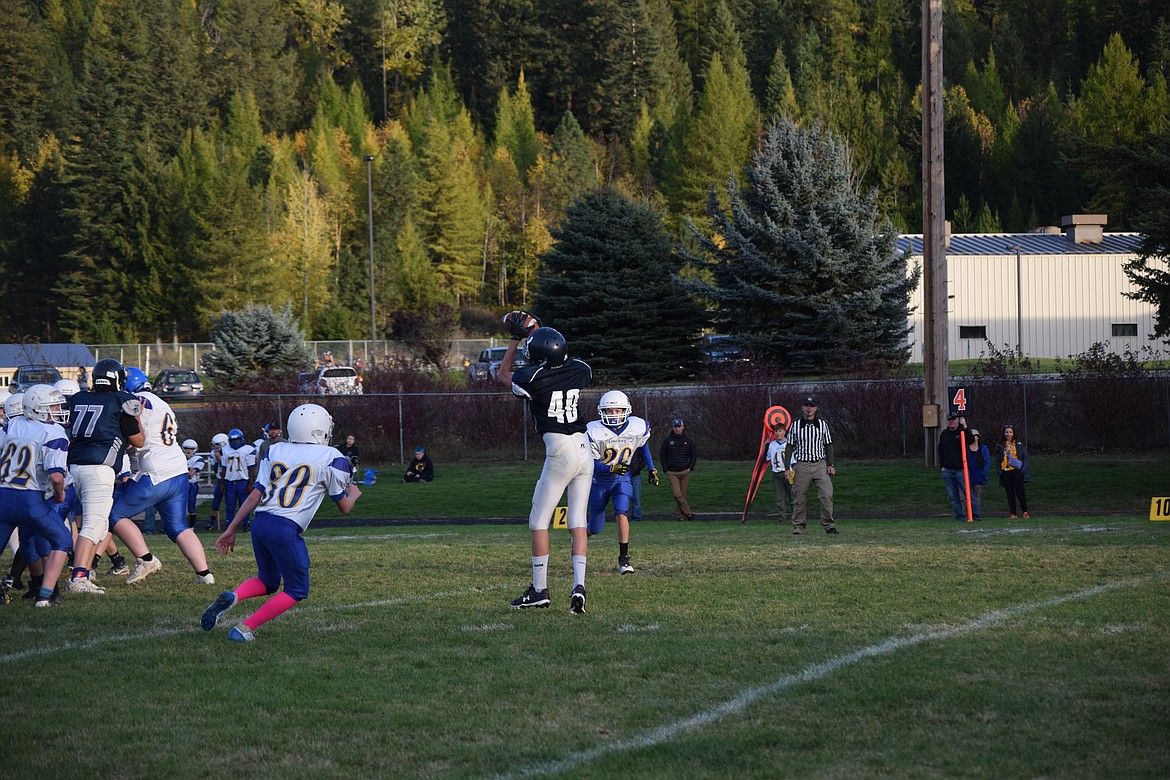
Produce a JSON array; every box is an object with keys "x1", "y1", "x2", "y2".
[
  {"x1": 1112, "y1": 323, "x2": 1138, "y2": 337},
  {"x1": 959, "y1": 326, "x2": 987, "y2": 340}
]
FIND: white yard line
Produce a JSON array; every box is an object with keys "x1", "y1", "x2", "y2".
[
  {"x1": 496, "y1": 575, "x2": 1153, "y2": 779},
  {"x1": 0, "y1": 583, "x2": 511, "y2": 663}
]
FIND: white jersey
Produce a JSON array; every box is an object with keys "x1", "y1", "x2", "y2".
[
  {"x1": 766, "y1": 437, "x2": 791, "y2": 473},
  {"x1": 220, "y1": 443, "x2": 255, "y2": 481},
  {"x1": 186, "y1": 454, "x2": 206, "y2": 483},
  {"x1": 0, "y1": 415, "x2": 69, "y2": 494},
  {"x1": 587, "y1": 415, "x2": 652, "y2": 469},
  {"x1": 130, "y1": 391, "x2": 188, "y2": 482},
  {"x1": 253, "y1": 441, "x2": 352, "y2": 531}
]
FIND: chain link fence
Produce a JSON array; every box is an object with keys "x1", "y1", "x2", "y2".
[
  {"x1": 90, "y1": 339, "x2": 505, "y2": 376},
  {"x1": 168, "y1": 376, "x2": 1170, "y2": 467}
]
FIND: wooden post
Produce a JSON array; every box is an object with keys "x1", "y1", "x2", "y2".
[{"x1": 922, "y1": 0, "x2": 948, "y2": 467}]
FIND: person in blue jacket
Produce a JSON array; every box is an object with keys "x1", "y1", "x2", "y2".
[{"x1": 965, "y1": 429, "x2": 991, "y2": 521}]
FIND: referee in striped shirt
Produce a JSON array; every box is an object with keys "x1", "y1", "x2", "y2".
[{"x1": 788, "y1": 396, "x2": 838, "y2": 535}]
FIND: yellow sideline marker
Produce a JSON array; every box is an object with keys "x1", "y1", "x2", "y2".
[
  {"x1": 1150, "y1": 498, "x2": 1170, "y2": 521},
  {"x1": 552, "y1": 506, "x2": 568, "y2": 528}
]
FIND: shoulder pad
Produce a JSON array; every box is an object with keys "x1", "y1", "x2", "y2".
[{"x1": 121, "y1": 398, "x2": 142, "y2": 416}]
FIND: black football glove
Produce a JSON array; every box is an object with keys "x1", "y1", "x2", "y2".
[
  {"x1": 610, "y1": 462, "x2": 629, "y2": 476},
  {"x1": 648, "y1": 468, "x2": 660, "y2": 486},
  {"x1": 502, "y1": 310, "x2": 541, "y2": 340}
]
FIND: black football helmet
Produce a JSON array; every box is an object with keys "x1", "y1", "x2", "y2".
[
  {"x1": 524, "y1": 326, "x2": 567, "y2": 367},
  {"x1": 92, "y1": 358, "x2": 126, "y2": 392}
]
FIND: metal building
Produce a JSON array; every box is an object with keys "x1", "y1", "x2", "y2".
[{"x1": 898, "y1": 215, "x2": 1160, "y2": 361}]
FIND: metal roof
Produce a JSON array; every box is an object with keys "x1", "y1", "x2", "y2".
[
  {"x1": 897, "y1": 232, "x2": 1145, "y2": 256},
  {"x1": 0, "y1": 343, "x2": 95, "y2": 368}
]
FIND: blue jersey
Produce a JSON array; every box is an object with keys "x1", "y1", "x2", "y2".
[{"x1": 66, "y1": 390, "x2": 141, "y2": 468}]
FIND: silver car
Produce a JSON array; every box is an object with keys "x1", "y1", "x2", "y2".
[{"x1": 298, "y1": 366, "x2": 363, "y2": 395}]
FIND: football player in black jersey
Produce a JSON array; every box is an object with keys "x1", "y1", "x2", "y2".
[{"x1": 498, "y1": 321, "x2": 593, "y2": 614}]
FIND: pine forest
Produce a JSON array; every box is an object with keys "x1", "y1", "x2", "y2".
[{"x1": 1, "y1": 0, "x2": 1167, "y2": 349}]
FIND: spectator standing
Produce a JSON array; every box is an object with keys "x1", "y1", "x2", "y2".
[
  {"x1": 995, "y1": 424, "x2": 1031, "y2": 518},
  {"x1": 788, "y1": 396, "x2": 839, "y2": 535},
  {"x1": 937, "y1": 412, "x2": 969, "y2": 520},
  {"x1": 965, "y1": 429, "x2": 990, "y2": 521},
  {"x1": 766, "y1": 426, "x2": 794, "y2": 523},
  {"x1": 402, "y1": 445, "x2": 434, "y2": 482},
  {"x1": 659, "y1": 418, "x2": 697, "y2": 521},
  {"x1": 497, "y1": 315, "x2": 593, "y2": 614},
  {"x1": 255, "y1": 422, "x2": 284, "y2": 463},
  {"x1": 337, "y1": 434, "x2": 360, "y2": 476}
]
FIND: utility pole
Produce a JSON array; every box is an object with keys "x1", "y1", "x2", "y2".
[
  {"x1": 922, "y1": 0, "x2": 947, "y2": 467},
  {"x1": 365, "y1": 155, "x2": 376, "y2": 343}
]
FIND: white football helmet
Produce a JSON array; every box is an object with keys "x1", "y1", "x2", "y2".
[
  {"x1": 287, "y1": 403, "x2": 334, "y2": 445},
  {"x1": 598, "y1": 390, "x2": 632, "y2": 427},
  {"x1": 54, "y1": 378, "x2": 81, "y2": 396},
  {"x1": 181, "y1": 438, "x2": 198, "y2": 454},
  {"x1": 0, "y1": 390, "x2": 9, "y2": 423},
  {"x1": 4, "y1": 392, "x2": 25, "y2": 423},
  {"x1": 211, "y1": 433, "x2": 229, "y2": 450},
  {"x1": 23, "y1": 384, "x2": 69, "y2": 424}
]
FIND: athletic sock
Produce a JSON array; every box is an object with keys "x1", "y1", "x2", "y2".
[
  {"x1": 38, "y1": 586, "x2": 53, "y2": 600},
  {"x1": 532, "y1": 554, "x2": 549, "y2": 591},
  {"x1": 244, "y1": 592, "x2": 298, "y2": 630},
  {"x1": 572, "y1": 555, "x2": 587, "y2": 588},
  {"x1": 619, "y1": 542, "x2": 629, "y2": 558},
  {"x1": 140, "y1": 553, "x2": 154, "y2": 562},
  {"x1": 71, "y1": 567, "x2": 89, "y2": 580},
  {"x1": 235, "y1": 577, "x2": 270, "y2": 600},
  {"x1": 195, "y1": 569, "x2": 211, "y2": 577}
]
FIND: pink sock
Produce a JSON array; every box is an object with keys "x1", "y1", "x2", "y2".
[
  {"x1": 243, "y1": 592, "x2": 298, "y2": 630},
  {"x1": 234, "y1": 578, "x2": 270, "y2": 600}
]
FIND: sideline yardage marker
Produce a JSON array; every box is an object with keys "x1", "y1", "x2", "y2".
[
  {"x1": 552, "y1": 505, "x2": 568, "y2": 528},
  {"x1": 1151, "y1": 497, "x2": 1170, "y2": 521}
]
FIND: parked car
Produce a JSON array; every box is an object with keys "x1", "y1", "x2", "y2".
[
  {"x1": 701, "y1": 335, "x2": 748, "y2": 364},
  {"x1": 298, "y1": 366, "x2": 363, "y2": 395},
  {"x1": 9, "y1": 364, "x2": 63, "y2": 394},
  {"x1": 467, "y1": 346, "x2": 526, "y2": 383},
  {"x1": 152, "y1": 368, "x2": 204, "y2": 400}
]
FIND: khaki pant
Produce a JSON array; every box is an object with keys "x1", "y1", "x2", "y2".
[
  {"x1": 666, "y1": 468, "x2": 692, "y2": 519},
  {"x1": 792, "y1": 460, "x2": 834, "y2": 533}
]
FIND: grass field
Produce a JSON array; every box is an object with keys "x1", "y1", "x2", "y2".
[
  {"x1": 4, "y1": 509, "x2": 1170, "y2": 778},
  {"x1": 4, "y1": 455, "x2": 1169, "y2": 777}
]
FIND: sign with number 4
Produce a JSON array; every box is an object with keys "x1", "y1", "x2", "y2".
[{"x1": 949, "y1": 387, "x2": 969, "y2": 420}]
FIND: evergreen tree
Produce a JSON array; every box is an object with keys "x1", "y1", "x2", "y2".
[
  {"x1": 0, "y1": 0, "x2": 54, "y2": 161},
  {"x1": 643, "y1": 0, "x2": 692, "y2": 126},
  {"x1": 207, "y1": 0, "x2": 300, "y2": 134},
  {"x1": 669, "y1": 51, "x2": 757, "y2": 221},
  {"x1": 686, "y1": 119, "x2": 918, "y2": 373},
  {"x1": 541, "y1": 110, "x2": 599, "y2": 217},
  {"x1": 201, "y1": 303, "x2": 313, "y2": 388},
  {"x1": 493, "y1": 71, "x2": 542, "y2": 185},
  {"x1": 764, "y1": 46, "x2": 799, "y2": 120},
  {"x1": 533, "y1": 187, "x2": 704, "y2": 380},
  {"x1": 587, "y1": 0, "x2": 666, "y2": 141},
  {"x1": 54, "y1": 4, "x2": 144, "y2": 341},
  {"x1": 414, "y1": 108, "x2": 488, "y2": 302}
]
